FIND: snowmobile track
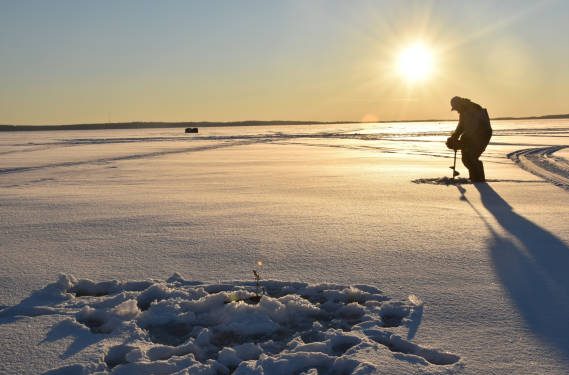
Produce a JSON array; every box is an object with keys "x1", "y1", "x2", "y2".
[{"x1": 508, "y1": 146, "x2": 569, "y2": 190}]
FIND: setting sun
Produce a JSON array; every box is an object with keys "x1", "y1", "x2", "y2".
[{"x1": 397, "y1": 42, "x2": 434, "y2": 83}]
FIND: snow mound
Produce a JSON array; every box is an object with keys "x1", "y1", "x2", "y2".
[
  {"x1": 3, "y1": 275, "x2": 462, "y2": 374},
  {"x1": 412, "y1": 177, "x2": 472, "y2": 185}
]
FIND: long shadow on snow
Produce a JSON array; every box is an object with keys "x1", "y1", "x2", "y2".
[{"x1": 461, "y1": 183, "x2": 569, "y2": 359}]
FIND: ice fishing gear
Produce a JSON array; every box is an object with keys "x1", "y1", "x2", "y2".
[{"x1": 450, "y1": 149, "x2": 460, "y2": 180}]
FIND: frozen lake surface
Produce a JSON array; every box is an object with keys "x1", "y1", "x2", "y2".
[{"x1": 1, "y1": 120, "x2": 569, "y2": 374}]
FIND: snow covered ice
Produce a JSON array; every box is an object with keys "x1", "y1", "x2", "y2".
[{"x1": 1, "y1": 120, "x2": 569, "y2": 374}]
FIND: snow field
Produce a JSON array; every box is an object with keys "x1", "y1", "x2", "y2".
[{"x1": 2, "y1": 119, "x2": 569, "y2": 374}]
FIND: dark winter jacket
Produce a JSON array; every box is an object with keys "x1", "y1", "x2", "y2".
[{"x1": 452, "y1": 101, "x2": 492, "y2": 149}]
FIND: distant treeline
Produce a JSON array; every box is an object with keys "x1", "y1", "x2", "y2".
[
  {"x1": 1, "y1": 114, "x2": 568, "y2": 131},
  {"x1": 492, "y1": 114, "x2": 569, "y2": 120},
  {"x1": 0, "y1": 120, "x2": 356, "y2": 132}
]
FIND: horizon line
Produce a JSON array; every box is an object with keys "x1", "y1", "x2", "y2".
[{"x1": 1, "y1": 112, "x2": 568, "y2": 130}]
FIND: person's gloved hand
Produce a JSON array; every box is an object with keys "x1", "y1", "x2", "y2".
[
  {"x1": 445, "y1": 137, "x2": 460, "y2": 151},
  {"x1": 445, "y1": 137, "x2": 455, "y2": 150}
]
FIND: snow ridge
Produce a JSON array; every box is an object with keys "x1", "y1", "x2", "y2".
[
  {"x1": 2, "y1": 274, "x2": 461, "y2": 374},
  {"x1": 508, "y1": 146, "x2": 569, "y2": 190}
]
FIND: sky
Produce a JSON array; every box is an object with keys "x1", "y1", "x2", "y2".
[{"x1": 1, "y1": 0, "x2": 568, "y2": 125}]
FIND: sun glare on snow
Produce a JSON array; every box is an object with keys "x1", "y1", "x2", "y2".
[{"x1": 397, "y1": 42, "x2": 434, "y2": 83}]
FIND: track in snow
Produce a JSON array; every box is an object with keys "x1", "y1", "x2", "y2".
[{"x1": 508, "y1": 146, "x2": 569, "y2": 190}]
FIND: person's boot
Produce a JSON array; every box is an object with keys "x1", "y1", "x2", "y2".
[
  {"x1": 478, "y1": 161, "x2": 486, "y2": 182},
  {"x1": 470, "y1": 161, "x2": 485, "y2": 182}
]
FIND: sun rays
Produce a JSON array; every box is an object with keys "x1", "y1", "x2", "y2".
[{"x1": 396, "y1": 42, "x2": 435, "y2": 83}]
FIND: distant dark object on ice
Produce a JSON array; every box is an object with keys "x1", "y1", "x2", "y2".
[{"x1": 185, "y1": 127, "x2": 198, "y2": 133}]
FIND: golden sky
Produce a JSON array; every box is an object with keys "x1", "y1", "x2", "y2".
[{"x1": 1, "y1": 0, "x2": 568, "y2": 125}]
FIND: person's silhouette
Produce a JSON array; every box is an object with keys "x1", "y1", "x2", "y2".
[{"x1": 446, "y1": 97, "x2": 492, "y2": 182}]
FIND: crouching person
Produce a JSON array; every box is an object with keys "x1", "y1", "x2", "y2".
[{"x1": 446, "y1": 96, "x2": 492, "y2": 182}]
